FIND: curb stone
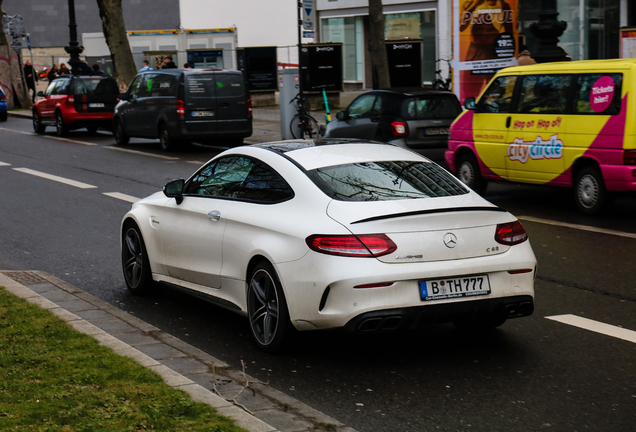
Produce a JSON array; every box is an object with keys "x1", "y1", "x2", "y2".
[{"x1": 0, "y1": 270, "x2": 357, "y2": 432}]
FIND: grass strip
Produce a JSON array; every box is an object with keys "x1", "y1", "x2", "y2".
[{"x1": 0, "y1": 286, "x2": 246, "y2": 432}]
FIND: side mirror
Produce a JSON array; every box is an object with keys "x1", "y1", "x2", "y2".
[
  {"x1": 119, "y1": 93, "x2": 128, "y2": 101},
  {"x1": 37, "y1": 91, "x2": 44, "y2": 97},
  {"x1": 163, "y1": 179, "x2": 184, "y2": 204},
  {"x1": 336, "y1": 110, "x2": 347, "y2": 121},
  {"x1": 464, "y1": 97, "x2": 476, "y2": 110}
]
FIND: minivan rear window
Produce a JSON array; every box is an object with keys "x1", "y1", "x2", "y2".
[
  {"x1": 402, "y1": 95, "x2": 462, "y2": 120},
  {"x1": 75, "y1": 78, "x2": 118, "y2": 95}
]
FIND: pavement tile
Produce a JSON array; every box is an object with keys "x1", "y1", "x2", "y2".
[
  {"x1": 67, "y1": 319, "x2": 107, "y2": 336},
  {"x1": 49, "y1": 307, "x2": 81, "y2": 322},
  {"x1": 24, "y1": 282, "x2": 60, "y2": 294},
  {"x1": 25, "y1": 295, "x2": 59, "y2": 309},
  {"x1": 251, "y1": 407, "x2": 314, "y2": 432},
  {"x1": 113, "y1": 347, "x2": 161, "y2": 367},
  {"x1": 148, "y1": 364, "x2": 194, "y2": 387},
  {"x1": 161, "y1": 356, "x2": 210, "y2": 375},
  {"x1": 175, "y1": 383, "x2": 233, "y2": 408},
  {"x1": 111, "y1": 330, "x2": 159, "y2": 346},
  {"x1": 39, "y1": 290, "x2": 79, "y2": 302},
  {"x1": 136, "y1": 342, "x2": 187, "y2": 360},
  {"x1": 93, "y1": 332, "x2": 134, "y2": 351},
  {"x1": 53, "y1": 299, "x2": 98, "y2": 312},
  {"x1": 89, "y1": 318, "x2": 138, "y2": 333},
  {"x1": 215, "y1": 405, "x2": 278, "y2": 432},
  {"x1": 73, "y1": 309, "x2": 116, "y2": 321}
]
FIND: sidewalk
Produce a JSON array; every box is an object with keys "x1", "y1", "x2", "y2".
[{"x1": 0, "y1": 271, "x2": 357, "y2": 432}]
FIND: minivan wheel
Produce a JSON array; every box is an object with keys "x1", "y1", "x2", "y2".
[
  {"x1": 55, "y1": 111, "x2": 68, "y2": 137},
  {"x1": 574, "y1": 166, "x2": 609, "y2": 215},
  {"x1": 457, "y1": 154, "x2": 486, "y2": 195},
  {"x1": 159, "y1": 124, "x2": 176, "y2": 151},
  {"x1": 114, "y1": 119, "x2": 129, "y2": 145}
]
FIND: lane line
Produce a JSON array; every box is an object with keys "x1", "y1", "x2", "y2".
[
  {"x1": 519, "y1": 215, "x2": 636, "y2": 240},
  {"x1": 0, "y1": 161, "x2": 11, "y2": 166},
  {"x1": 13, "y1": 168, "x2": 97, "y2": 189},
  {"x1": 546, "y1": 314, "x2": 636, "y2": 344},
  {"x1": 106, "y1": 146, "x2": 180, "y2": 160},
  {"x1": 186, "y1": 160, "x2": 206, "y2": 165},
  {"x1": 103, "y1": 192, "x2": 139, "y2": 203},
  {"x1": 0, "y1": 127, "x2": 35, "y2": 135},
  {"x1": 0, "y1": 127, "x2": 96, "y2": 145}
]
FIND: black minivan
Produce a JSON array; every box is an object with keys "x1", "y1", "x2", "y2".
[{"x1": 114, "y1": 69, "x2": 252, "y2": 150}]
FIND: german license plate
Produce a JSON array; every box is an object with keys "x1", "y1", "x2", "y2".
[
  {"x1": 191, "y1": 111, "x2": 214, "y2": 117},
  {"x1": 419, "y1": 274, "x2": 490, "y2": 301},
  {"x1": 89, "y1": 103, "x2": 104, "y2": 108},
  {"x1": 425, "y1": 127, "x2": 449, "y2": 135}
]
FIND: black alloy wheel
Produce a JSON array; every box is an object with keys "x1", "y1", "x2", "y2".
[
  {"x1": 55, "y1": 111, "x2": 68, "y2": 137},
  {"x1": 114, "y1": 119, "x2": 129, "y2": 145},
  {"x1": 122, "y1": 223, "x2": 153, "y2": 295},
  {"x1": 247, "y1": 262, "x2": 291, "y2": 352},
  {"x1": 33, "y1": 110, "x2": 45, "y2": 133}
]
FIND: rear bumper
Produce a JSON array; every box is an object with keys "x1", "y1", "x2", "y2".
[
  {"x1": 601, "y1": 164, "x2": 636, "y2": 192},
  {"x1": 343, "y1": 295, "x2": 534, "y2": 332},
  {"x1": 64, "y1": 110, "x2": 114, "y2": 128}
]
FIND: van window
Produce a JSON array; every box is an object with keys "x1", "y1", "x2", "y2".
[
  {"x1": 186, "y1": 75, "x2": 216, "y2": 98},
  {"x1": 145, "y1": 74, "x2": 177, "y2": 97},
  {"x1": 215, "y1": 74, "x2": 245, "y2": 97},
  {"x1": 573, "y1": 73, "x2": 622, "y2": 115},
  {"x1": 128, "y1": 75, "x2": 145, "y2": 100},
  {"x1": 518, "y1": 75, "x2": 570, "y2": 114},
  {"x1": 478, "y1": 76, "x2": 516, "y2": 113},
  {"x1": 402, "y1": 94, "x2": 462, "y2": 120}
]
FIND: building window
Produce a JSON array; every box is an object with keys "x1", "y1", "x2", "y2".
[
  {"x1": 321, "y1": 17, "x2": 363, "y2": 81},
  {"x1": 385, "y1": 11, "x2": 436, "y2": 82}
]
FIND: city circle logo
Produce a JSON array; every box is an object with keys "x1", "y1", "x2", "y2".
[{"x1": 507, "y1": 134, "x2": 564, "y2": 164}]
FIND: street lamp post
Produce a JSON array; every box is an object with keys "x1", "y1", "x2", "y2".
[
  {"x1": 64, "y1": 0, "x2": 84, "y2": 75},
  {"x1": 529, "y1": 0, "x2": 568, "y2": 63}
]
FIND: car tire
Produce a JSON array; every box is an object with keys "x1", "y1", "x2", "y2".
[
  {"x1": 113, "y1": 119, "x2": 129, "y2": 145},
  {"x1": 159, "y1": 124, "x2": 177, "y2": 151},
  {"x1": 55, "y1": 111, "x2": 68, "y2": 137},
  {"x1": 574, "y1": 166, "x2": 609, "y2": 215},
  {"x1": 33, "y1": 111, "x2": 45, "y2": 133},
  {"x1": 456, "y1": 153, "x2": 487, "y2": 195},
  {"x1": 0, "y1": 112, "x2": 7, "y2": 122},
  {"x1": 122, "y1": 222, "x2": 154, "y2": 295},
  {"x1": 247, "y1": 262, "x2": 292, "y2": 352}
]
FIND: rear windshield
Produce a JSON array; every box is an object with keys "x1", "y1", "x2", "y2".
[
  {"x1": 74, "y1": 78, "x2": 118, "y2": 95},
  {"x1": 401, "y1": 95, "x2": 461, "y2": 120},
  {"x1": 308, "y1": 161, "x2": 468, "y2": 201}
]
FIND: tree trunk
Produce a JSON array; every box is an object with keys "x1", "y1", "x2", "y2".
[
  {"x1": 368, "y1": 0, "x2": 390, "y2": 89},
  {"x1": 0, "y1": 0, "x2": 32, "y2": 109},
  {"x1": 96, "y1": 0, "x2": 137, "y2": 89}
]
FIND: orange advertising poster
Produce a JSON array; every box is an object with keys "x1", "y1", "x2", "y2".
[{"x1": 453, "y1": 0, "x2": 519, "y2": 101}]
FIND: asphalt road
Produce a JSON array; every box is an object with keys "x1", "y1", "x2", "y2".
[{"x1": 1, "y1": 115, "x2": 635, "y2": 432}]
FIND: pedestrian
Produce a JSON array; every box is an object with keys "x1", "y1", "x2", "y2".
[
  {"x1": 47, "y1": 65, "x2": 58, "y2": 82},
  {"x1": 23, "y1": 60, "x2": 38, "y2": 103},
  {"x1": 59, "y1": 63, "x2": 70, "y2": 75},
  {"x1": 162, "y1": 56, "x2": 178, "y2": 69},
  {"x1": 79, "y1": 61, "x2": 93, "y2": 76},
  {"x1": 91, "y1": 63, "x2": 105, "y2": 76},
  {"x1": 517, "y1": 45, "x2": 536, "y2": 66},
  {"x1": 139, "y1": 60, "x2": 153, "y2": 72},
  {"x1": 183, "y1": 63, "x2": 192, "y2": 69}
]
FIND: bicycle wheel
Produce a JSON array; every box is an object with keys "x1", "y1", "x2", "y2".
[{"x1": 290, "y1": 114, "x2": 320, "y2": 139}]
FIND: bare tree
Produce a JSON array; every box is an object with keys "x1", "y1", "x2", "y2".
[
  {"x1": 96, "y1": 0, "x2": 136, "y2": 88},
  {"x1": 0, "y1": 0, "x2": 31, "y2": 109},
  {"x1": 368, "y1": 0, "x2": 390, "y2": 89}
]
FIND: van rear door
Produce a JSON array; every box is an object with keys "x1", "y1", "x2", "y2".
[
  {"x1": 73, "y1": 77, "x2": 118, "y2": 114},
  {"x1": 184, "y1": 73, "x2": 218, "y2": 136},
  {"x1": 214, "y1": 72, "x2": 251, "y2": 138}
]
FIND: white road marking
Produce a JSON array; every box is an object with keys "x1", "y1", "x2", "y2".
[
  {"x1": 0, "y1": 127, "x2": 96, "y2": 145},
  {"x1": 186, "y1": 160, "x2": 206, "y2": 165},
  {"x1": 103, "y1": 192, "x2": 139, "y2": 203},
  {"x1": 547, "y1": 314, "x2": 636, "y2": 344},
  {"x1": 106, "y1": 146, "x2": 180, "y2": 160},
  {"x1": 0, "y1": 127, "x2": 35, "y2": 135},
  {"x1": 13, "y1": 168, "x2": 97, "y2": 189},
  {"x1": 0, "y1": 161, "x2": 11, "y2": 166},
  {"x1": 519, "y1": 215, "x2": 636, "y2": 240}
]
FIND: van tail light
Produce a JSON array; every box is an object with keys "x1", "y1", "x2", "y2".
[
  {"x1": 177, "y1": 100, "x2": 185, "y2": 117},
  {"x1": 495, "y1": 221, "x2": 528, "y2": 246},
  {"x1": 391, "y1": 121, "x2": 407, "y2": 137},
  {"x1": 247, "y1": 98, "x2": 252, "y2": 115},
  {"x1": 306, "y1": 234, "x2": 397, "y2": 258},
  {"x1": 624, "y1": 150, "x2": 636, "y2": 165}
]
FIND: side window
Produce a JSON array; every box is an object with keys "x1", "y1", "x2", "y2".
[
  {"x1": 45, "y1": 81, "x2": 56, "y2": 97},
  {"x1": 52, "y1": 79, "x2": 70, "y2": 95},
  {"x1": 573, "y1": 73, "x2": 622, "y2": 115},
  {"x1": 215, "y1": 74, "x2": 245, "y2": 97},
  {"x1": 241, "y1": 162, "x2": 294, "y2": 203},
  {"x1": 146, "y1": 74, "x2": 177, "y2": 97},
  {"x1": 185, "y1": 156, "x2": 254, "y2": 198},
  {"x1": 347, "y1": 94, "x2": 377, "y2": 119},
  {"x1": 128, "y1": 75, "x2": 145, "y2": 100},
  {"x1": 478, "y1": 76, "x2": 517, "y2": 113},
  {"x1": 518, "y1": 74, "x2": 571, "y2": 114}
]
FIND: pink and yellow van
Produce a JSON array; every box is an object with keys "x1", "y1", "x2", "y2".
[{"x1": 447, "y1": 59, "x2": 636, "y2": 214}]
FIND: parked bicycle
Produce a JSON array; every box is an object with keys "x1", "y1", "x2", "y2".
[
  {"x1": 433, "y1": 58, "x2": 453, "y2": 91},
  {"x1": 289, "y1": 93, "x2": 320, "y2": 139}
]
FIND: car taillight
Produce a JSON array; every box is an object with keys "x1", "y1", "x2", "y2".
[
  {"x1": 306, "y1": 234, "x2": 397, "y2": 258},
  {"x1": 177, "y1": 100, "x2": 185, "y2": 117},
  {"x1": 495, "y1": 221, "x2": 528, "y2": 246},
  {"x1": 66, "y1": 96, "x2": 75, "y2": 105},
  {"x1": 391, "y1": 121, "x2": 407, "y2": 137},
  {"x1": 624, "y1": 150, "x2": 636, "y2": 165},
  {"x1": 247, "y1": 98, "x2": 252, "y2": 115}
]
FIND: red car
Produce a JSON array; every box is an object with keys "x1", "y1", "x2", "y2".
[{"x1": 33, "y1": 75, "x2": 119, "y2": 136}]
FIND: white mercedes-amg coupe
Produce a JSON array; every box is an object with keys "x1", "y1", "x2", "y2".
[{"x1": 121, "y1": 140, "x2": 537, "y2": 351}]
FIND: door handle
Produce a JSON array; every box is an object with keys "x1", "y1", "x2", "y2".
[
  {"x1": 208, "y1": 211, "x2": 221, "y2": 221},
  {"x1": 506, "y1": 116, "x2": 511, "y2": 128}
]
